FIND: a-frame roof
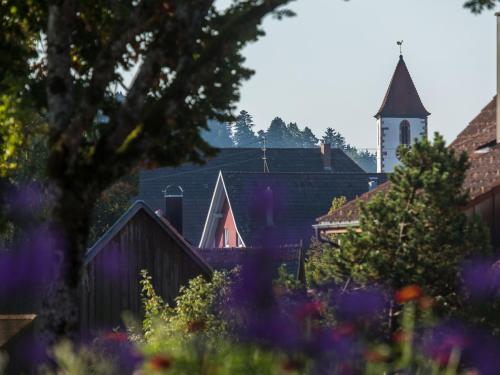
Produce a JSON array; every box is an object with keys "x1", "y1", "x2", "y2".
[
  {"x1": 201, "y1": 171, "x2": 387, "y2": 247},
  {"x1": 137, "y1": 147, "x2": 365, "y2": 245},
  {"x1": 375, "y1": 55, "x2": 430, "y2": 119},
  {"x1": 85, "y1": 200, "x2": 212, "y2": 275}
]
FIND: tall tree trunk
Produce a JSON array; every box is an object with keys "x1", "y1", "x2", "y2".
[{"x1": 41, "y1": 184, "x2": 95, "y2": 341}]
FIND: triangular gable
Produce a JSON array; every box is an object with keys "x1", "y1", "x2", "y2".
[
  {"x1": 199, "y1": 172, "x2": 247, "y2": 248},
  {"x1": 85, "y1": 200, "x2": 212, "y2": 275}
]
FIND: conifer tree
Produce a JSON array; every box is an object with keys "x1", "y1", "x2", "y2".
[
  {"x1": 322, "y1": 127, "x2": 346, "y2": 149},
  {"x1": 308, "y1": 133, "x2": 490, "y2": 314},
  {"x1": 202, "y1": 120, "x2": 234, "y2": 148},
  {"x1": 233, "y1": 110, "x2": 258, "y2": 147},
  {"x1": 265, "y1": 117, "x2": 289, "y2": 147},
  {"x1": 286, "y1": 122, "x2": 303, "y2": 147},
  {"x1": 301, "y1": 126, "x2": 319, "y2": 148}
]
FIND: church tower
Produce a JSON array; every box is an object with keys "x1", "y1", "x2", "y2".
[{"x1": 375, "y1": 54, "x2": 430, "y2": 173}]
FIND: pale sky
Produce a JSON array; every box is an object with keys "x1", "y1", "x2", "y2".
[{"x1": 217, "y1": 0, "x2": 499, "y2": 151}]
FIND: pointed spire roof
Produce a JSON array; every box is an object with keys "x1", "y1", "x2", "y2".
[{"x1": 375, "y1": 55, "x2": 430, "y2": 119}]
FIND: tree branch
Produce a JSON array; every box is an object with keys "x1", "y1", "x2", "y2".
[
  {"x1": 106, "y1": 0, "x2": 291, "y2": 160},
  {"x1": 64, "y1": 5, "x2": 158, "y2": 154}
]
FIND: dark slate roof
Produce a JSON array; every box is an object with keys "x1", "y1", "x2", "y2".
[
  {"x1": 375, "y1": 55, "x2": 430, "y2": 119},
  {"x1": 85, "y1": 201, "x2": 212, "y2": 275},
  {"x1": 221, "y1": 171, "x2": 387, "y2": 246},
  {"x1": 137, "y1": 148, "x2": 364, "y2": 244},
  {"x1": 195, "y1": 247, "x2": 303, "y2": 278}
]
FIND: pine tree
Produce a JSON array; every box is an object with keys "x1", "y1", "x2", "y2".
[
  {"x1": 308, "y1": 133, "x2": 490, "y2": 314},
  {"x1": 265, "y1": 117, "x2": 289, "y2": 148},
  {"x1": 301, "y1": 126, "x2": 319, "y2": 148},
  {"x1": 322, "y1": 127, "x2": 346, "y2": 149},
  {"x1": 202, "y1": 120, "x2": 234, "y2": 148},
  {"x1": 322, "y1": 127, "x2": 376, "y2": 172},
  {"x1": 286, "y1": 122, "x2": 303, "y2": 147},
  {"x1": 233, "y1": 110, "x2": 258, "y2": 147}
]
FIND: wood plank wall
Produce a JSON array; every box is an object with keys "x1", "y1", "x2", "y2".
[{"x1": 80, "y1": 210, "x2": 208, "y2": 334}]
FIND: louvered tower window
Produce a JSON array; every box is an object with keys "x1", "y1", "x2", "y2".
[{"x1": 400, "y1": 120, "x2": 411, "y2": 146}]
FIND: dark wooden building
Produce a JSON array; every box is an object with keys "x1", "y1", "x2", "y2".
[{"x1": 81, "y1": 201, "x2": 212, "y2": 333}]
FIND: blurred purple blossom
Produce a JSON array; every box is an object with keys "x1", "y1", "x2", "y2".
[
  {"x1": 422, "y1": 323, "x2": 500, "y2": 374},
  {"x1": 0, "y1": 225, "x2": 60, "y2": 302},
  {"x1": 333, "y1": 287, "x2": 387, "y2": 323},
  {"x1": 461, "y1": 258, "x2": 500, "y2": 299},
  {"x1": 7, "y1": 183, "x2": 44, "y2": 213}
]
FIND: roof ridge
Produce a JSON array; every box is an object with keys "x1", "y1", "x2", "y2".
[{"x1": 85, "y1": 200, "x2": 212, "y2": 274}]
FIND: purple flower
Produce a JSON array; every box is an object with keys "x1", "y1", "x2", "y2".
[
  {"x1": 461, "y1": 258, "x2": 500, "y2": 299},
  {"x1": 333, "y1": 287, "x2": 387, "y2": 322},
  {"x1": 0, "y1": 226, "x2": 60, "y2": 303},
  {"x1": 422, "y1": 323, "x2": 500, "y2": 374}
]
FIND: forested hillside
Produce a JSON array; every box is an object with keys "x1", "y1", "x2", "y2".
[{"x1": 202, "y1": 110, "x2": 377, "y2": 172}]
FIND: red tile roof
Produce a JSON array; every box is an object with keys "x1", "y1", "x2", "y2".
[
  {"x1": 449, "y1": 96, "x2": 500, "y2": 200},
  {"x1": 316, "y1": 182, "x2": 391, "y2": 224},
  {"x1": 320, "y1": 96, "x2": 500, "y2": 225},
  {"x1": 375, "y1": 55, "x2": 430, "y2": 119}
]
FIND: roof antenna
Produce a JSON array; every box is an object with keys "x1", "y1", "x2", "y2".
[
  {"x1": 397, "y1": 40, "x2": 404, "y2": 56},
  {"x1": 262, "y1": 135, "x2": 269, "y2": 173}
]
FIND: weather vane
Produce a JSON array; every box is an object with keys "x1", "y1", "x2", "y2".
[{"x1": 397, "y1": 40, "x2": 404, "y2": 55}]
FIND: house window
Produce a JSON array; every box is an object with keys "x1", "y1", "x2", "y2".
[
  {"x1": 400, "y1": 120, "x2": 411, "y2": 146},
  {"x1": 223, "y1": 228, "x2": 229, "y2": 248}
]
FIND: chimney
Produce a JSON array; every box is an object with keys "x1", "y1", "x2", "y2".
[
  {"x1": 497, "y1": 13, "x2": 500, "y2": 143},
  {"x1": 320, "y1": 143, "x2": 332, "y2": 171},
  {"x1": 163, "y1": 186, "x2": 183, "y2": 234}
]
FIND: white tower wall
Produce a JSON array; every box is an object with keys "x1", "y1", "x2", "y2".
[{"x1": 377, "y1": 117, "x2": 427, "y2": 173}]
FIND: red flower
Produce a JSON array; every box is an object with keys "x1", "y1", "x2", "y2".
[
  {"x1": 331, "y1": 323, "x2": 355, "y2": 340},
  {"x1": 395, "y1": 285, "x2": 423, "y2": 304},
  {"x1": 296, "y1": 300, "x2": 324, "y2": 320},
  {"x1": 364, "y1": 349, "x2": 387, "y2": 363},
  {"x1": 149, "y1": 355, "x2": 172, "y2": 371},
  {"x1": 103, "y1": 331, "x2": 128, "y2": 342},
  {"x1": 392, "y1": 330, "x2": 409, "y2": 343},
  {"x1": 419, "y1": 296, "x2": 434, "y2": 310}
]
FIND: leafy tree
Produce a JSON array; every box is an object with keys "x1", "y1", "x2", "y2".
[
  {"x1": 307, "y1": 134, "x2": 490, "y2": 314},
  {"x1": 328, "y1": 196, "x2": 347, "y2": 215},
  {"x1": 88, "y1": 176, "x2": 138, "y2": 246},
  {"x1": 0, "y1": 0, "x2": 295, "y2": 338},
  {"x1": 202, "y1": 119, "x2": 234, "y2": 148},
  {"x1": 140, "y1": 269, "x2": 234, "y2": 342},
  {"x1": 233, "y1": 110, "x2": 258, "y2": 147},
  {"x1": 464, "y1": 0, "x2": 500, "y2": 13}
]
